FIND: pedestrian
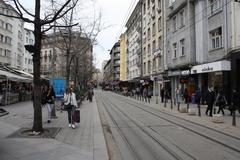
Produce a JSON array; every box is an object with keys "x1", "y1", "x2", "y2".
[
  {"x1": 143, "y1": 87, "x2": 148, "y2": 102},
  {"x1": 214, "y1": 89, "x2": 227, "y2": 115},
  {"x1": 205, "y1": 87, "x2": 215, "y2": 117},
  {"x1": 230, "y1": 89, "x2": 240, "y2": 115},
  {"x1": 136, "y1": 86, "x2": 140, "y2": 100},
  {"x1": 183, "y1": 88, "x2": 188, "y2": 104},
  {"x1": 64, "y1": 87, "x2": 78, "y2": 129},
  {"x1": 160, "y1": 86, "x2": 164, "y2": 103},
  {"x1": 45, "y1": 86, "x2": 54, "y2": 123},
  {"x1": 175, "y1": 86, "x2": 180, "y2": 104},
  {"x1": 87, "y1": 86, "x2": 94, "y2": 102},
  {"x1": 195, "y1": 88, "x2": 201, "y2": 105},
  {"x1": 147, "y1": 87, "x2": 152, "y2": 103}
]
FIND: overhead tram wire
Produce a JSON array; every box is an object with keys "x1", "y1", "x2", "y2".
[{"x1": 115, "y1": 0, "x2": 138, "y2": 40}]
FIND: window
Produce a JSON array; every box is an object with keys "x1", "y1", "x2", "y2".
[
  {"x1": 158, "y1": 57, "x2": 161, "y2": 69},
  {"x1": 158, "y1": 17, "x2": 162, "y2": 31},
  {"x1": 147, "y1": 28, "x2": 151, "y2": 40},
  {"x1": 0, "y1": 48, "x2": 2, "y2": 56},
  {"x1": 148, "y1": 61, "x2": 151, "y2": 74},
  {"x1": 0, "y1": 34, "x2": 4, "y2": 43},
  {"x1": 4, "y1": 49, "x2": 11, "y2": 57},
  {"x1": 5, "y1": 36, "x2": 12, "y2": 45},
  {"x1": 143, "y1": 3, "x2": 146, "y2": 14},
  {"x1": 152, "y1": 6, "x2": 155, "y2": 19},
  {"x1": 5, "y1": 23, "x2": 12, "y2": 32},
  {"x1": 148, "y1": 0, "x2": 150, "y2": 9},
  {"x1": 152, "y1": 40, "x2": 156, "y2": 53},
  {"x1": 153, "y1": 58, "x2": 156, "y2": 72},
  {"x1": 152, "y1": 23, "x2": 156, "y2": 36},
  {"x1": 158, "y1": 36, "x2": 162, "y2": 50},
  {"x1": 148, "y1": 44, "x2": 151, "y2": 55},
  {"x1": 173, "y1": 16, "x2": 177, "y2": 31},
  {"x1": 0, "y1": 19, "x2": 4, "y2": 28},
  {"x1": 173, "y1": 43, "x2": 177, "y2": 58},
  {"x1": 143, "y1": 62, "x2": 146, "y2": 74},
  {"x1": 210, "y1": 27, "x2": 222, "y2": 49},
  {"x1": 179, "y1": 10, "x2": 185, "y2": 27},
  {"x1": 158, "y1": 0, "x2": 162, "y2": 9},
  {"x1": 209, "y1": 0, "x2": 222, "y2": 15},
  {"x1": 180, "y1": 39, "x2": 185, "y2": 56},
  {"x1": 143, "y1": 18, "x2": 146, "y2": 28},
  {"x1": 143, "y1": 47, "x2": 146, "y2": 57}
]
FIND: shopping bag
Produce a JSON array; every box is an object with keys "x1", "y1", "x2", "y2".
[{"x1": 73, "y1": 109, "x2": 80, "y2": 123}]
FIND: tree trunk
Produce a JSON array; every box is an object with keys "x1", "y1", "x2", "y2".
[
  {"x1": 66, "y1": 49, "x2": 70, "y2": 87},
  {"x1": 32, "y1": 0, "x2": 43, "y2": 132}
]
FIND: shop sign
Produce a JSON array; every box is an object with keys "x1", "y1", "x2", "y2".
[
  {"x1": 191, "y1": 60, "x2": 231, "y2": 74},
  {"x1": 168, "y1": 70, "x2": 181, "y2": 76},
  {"x1": 181, "y1": 70, "x2": 190, "y2": 76}
]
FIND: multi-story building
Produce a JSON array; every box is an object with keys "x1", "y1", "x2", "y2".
[
  {"x1": 110, "y1": 42, "x2": 120, "y2": 81},
  {"x1": 165, "y1": 0, "x2": 196, "y2": 99},
  {"x1": 41, "y1": 31, "x2": 93, "y2": 80},
  {"x1": 0, "y1": 1, "x2": 25, "y2": 69},
  {"x1": 120, "y1": 33, "x2": 127, "y2": 81},
  {"x1": 193, "y1": 0, "x2": 240, "y2": 97},
  {"x1": 22, "y1": 28, "x2": 34, "y2": 73},
  {"x1": 125, "y1": 1, "x2": 142, "y2": 82}
]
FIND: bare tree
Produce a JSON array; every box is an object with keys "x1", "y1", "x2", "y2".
[
  {"x1": 45, "y1": 3, "x2": 102, "y2": 88},
  {"x1": 0, "y1": 0, "x2": 79, "y2": 133}
]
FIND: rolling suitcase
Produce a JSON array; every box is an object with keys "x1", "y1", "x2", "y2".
[{"x1": 73, "y1": 109, "x2": 80, "y2": 123}]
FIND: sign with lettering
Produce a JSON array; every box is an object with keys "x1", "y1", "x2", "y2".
[{"x1": 191, "y1": 60, "x2": 231, "y2": 74}]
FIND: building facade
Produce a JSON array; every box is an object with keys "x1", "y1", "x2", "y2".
[
  {"x1": 120, "y1": 34, "x2": 127, "y2": 81},
  {"x1": 125, "y1": 1, "x2": 142, "y2": 82},
  {"x1": 0, "y1": 1, "x2": 25, "y2": 70},
  {"x1": 110, "y1": 42, "x2": 120, "y2": 81},
  {"x1": 23, "y1": 28, "x2": 34, "y2": 73}
]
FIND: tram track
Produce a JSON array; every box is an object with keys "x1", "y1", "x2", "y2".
[
  {"x1": 98, "y1": 93, "x2": 197, "y2": 160},
  {"x1": 112, "y1": 93, "x2": 240, "y2": 154}
]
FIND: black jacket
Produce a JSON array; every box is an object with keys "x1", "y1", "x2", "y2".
[{"x1": 206, "y1": 90, "x2": 215, "y2": 105}]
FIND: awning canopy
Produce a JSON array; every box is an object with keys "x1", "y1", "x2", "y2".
[{"x1": 0, "y1": 69, "x2": 32, "y2": 82}]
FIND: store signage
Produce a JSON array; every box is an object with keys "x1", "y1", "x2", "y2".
[
  {"x1": 202, "y1": 66, "x2": 213, "y2": 72},
  {"x1": 191, "y1": 60, "x2": 231, "y2": 74}
]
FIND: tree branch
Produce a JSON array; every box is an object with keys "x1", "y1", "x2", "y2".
[
  {"x1": 42, "y1": 0, "x2": 79, "y2": 25},
  {"x1": 16, "y1": 0, "x2": 35, "y2": 17}
]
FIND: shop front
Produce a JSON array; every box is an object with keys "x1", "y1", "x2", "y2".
[{"x1": 191, "y1": 60, "x2": 231, "y2": 102}]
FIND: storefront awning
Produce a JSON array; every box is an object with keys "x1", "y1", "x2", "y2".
[
  {"x1": 191, "y1": 60, "x2": 231, "y2": 74},
  {"x1": 0, "y1": 69, "x2": 32, "y2": 82}
]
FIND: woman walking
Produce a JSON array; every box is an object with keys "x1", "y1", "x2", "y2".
[
  {"x1": 45, "y1": 86, "x2": 54, "y2": 123},
  {"x1": 64, "y1": 88, "x2": 78, "y2": 129}
]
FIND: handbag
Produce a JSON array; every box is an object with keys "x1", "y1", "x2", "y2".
[{"x1": 73, "y1": 109, "x2": 80, "y2": 123}]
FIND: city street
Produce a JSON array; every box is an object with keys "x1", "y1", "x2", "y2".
[
  {"x1": 0, "y1": 97, "x2": 108, "y2": 160},
  {"x1": 96, "y1": 90, "x2": 240, "y2": 160}
]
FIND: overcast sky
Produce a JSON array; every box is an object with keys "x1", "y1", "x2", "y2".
[{"x1": 19, "y1": 0, "x2": 138, "y2": 69}]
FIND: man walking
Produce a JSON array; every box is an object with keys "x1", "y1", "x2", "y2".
[{"x1": 206, "y1": 87, "x2": 215, "y2": 117}]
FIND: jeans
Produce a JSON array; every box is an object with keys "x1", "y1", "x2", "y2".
[
  {"x1": 67, "y1": 107, "x2": 75, "y2": 124},
  {"x1": 46, "y1": 103, "x2": 52, "y2": 120}
]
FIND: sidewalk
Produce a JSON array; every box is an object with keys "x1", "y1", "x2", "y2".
[
  {"x1": 124, "y1": 95, "x2": 240, "y2": 137},
  {"x1": 0, "y1": 96, "x2": 108, "y2": 160}
]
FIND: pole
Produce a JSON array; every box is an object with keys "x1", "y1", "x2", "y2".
[
  {"x1": 171, "y1": 97, "x2": 173, "y2": 110},
  {"x1": 155, "y1": 81, "x2": 158, "y2": 104},
  {"x1": 51, "y1": 0, "x2": 57, "y2": 118},
  {"x1": 198, "y1": 102, "x2": 201, "y2": 116}
]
